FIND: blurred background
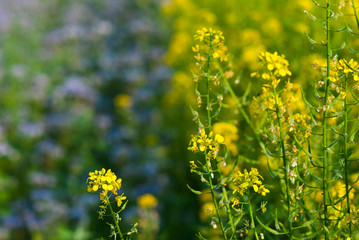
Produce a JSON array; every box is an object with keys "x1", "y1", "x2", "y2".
[{"x1": 0, "y1": 0, "x2": 358, "y2": 239}]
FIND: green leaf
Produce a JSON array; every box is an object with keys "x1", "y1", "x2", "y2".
[
  {"x1": 350, "y1": 88, "x2": 359, "y2": 103},
  {"x1": 308, "y1": 169, "x2": 322, "y2": 182},
  {"x1": 332, "y1": 26, "x2": 348, "y2": 32},
  {"x1": 304, "y1": 10, "x2": 317, "y2": 21},
  {"x1": 310, "y1": 0, "x2": 320, "y2": 7},
  {"x1": 292, "y1": 220, "x2": 315, "y2": 230},
  {"x1": 340, "y1": 41, "x2": 346, "y2": 49},
  {"x1": 119, "y1": 200, "x2": 128, "y2": 212},
  {"x1": 350, "y1": 128, "x2": 359, "y2": 143},
  {"x1": 300, "y1": 87, "x2": 316, "y2": 109},
  {"x1": 273, "y1": 209, "x2": 281, "y2": 231},
  {"x1": 256, "y1": 216, "x2": 288, "y2": 235},
  {"x1": 296, "y1": 165, "x2": 318, "y2": 189},
  {"x1": 333, "y1": 186, "x2": 354, "y2": 205},
  {"x1": 330, "y1": 127, "x2": 343, "y2": 136},
  {"x1": 304, "y1": 33, "x2": 318, "y2": 45},
  {"x1": 196, "y1": 232, "x2": 208, "y2": 240},
  {"x1": 267, "y1": 158, "x2": 277, "y2": 178},
  {"x1": 187, "y1": 184, "x2": 203, "y2": 195},
  {"x1": 233, "y1": 214, "x2": 243, "y2": 228},
  {"x1": 242, "y1": 82, "x2": 252, "y2": 103},
  {"x1": 327, "y1": 137, "x2": 340, "y2": 148},
  {"x1": 345, "y1": 40, "x2": 358, "y2": 53},
  {"x1": 238, "y1": 155, "x2": 258, "y2": 164}
]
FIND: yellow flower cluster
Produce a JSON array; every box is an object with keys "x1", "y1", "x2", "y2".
[
  {"x1": 188, "y1": 128, "x2": 225, "y2": 159},
  {"x1": 231, "y1": 168, "x2": 270, "y2": 200},
  {"x1": 213, "y1": 122, "x2": 239, "y2": 156},
  {"x1": 87, "y1": 168, "x2": 126, "y2": 207},
  {"x1": 251, "y1": 51, "x2": 292, "y2": 88},
  {"x1": 328, "y1": 59, "x2": 359, "y2": 83},
  {"x1": 137, "y1": 193, "x2": 158, "y2": 209},
  {"x1": 193, "y1": 27, "x2": 228, "y2": 62},
  {"x1": 326, "y1": 58, "x2": 359, "y2": 93}
]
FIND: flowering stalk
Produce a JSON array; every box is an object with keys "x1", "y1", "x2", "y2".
[
  {"x1": 271, "y1": 83, "x2": 292, "y2": 238},
  {"x1": 215, "y1": 160, "x2": 236, "y2": 239},
  {"x1": 351, "y1": 0, "x2": 359, "y2": 28},
  {"x1": 206, "y1": 160, "x2": 227, "y2": 240},
  {"x1": 203, "y1": 40, "x2": 228, "y2": 240},
  {"x1": 322, "y1": 2, "x2": 331, "y2": 237},
  {"x1": 106, "y1": 195, "x2": 124, "y2": 240},
  {"x1": 247, "y1": 191, "x2": 259, "y2": 240},
  {"x1": 86, "y1": 169, "x2": 134, "y2": 240},
  {"x1": 251, "y1": 51, "x2": 294, "y2": 238},
  {"x1": 344, "y1": 74, "x2": 351, "y2": 237},
  {"x1": 189, "y1": 27, "x2": 230, "y2": 239}
]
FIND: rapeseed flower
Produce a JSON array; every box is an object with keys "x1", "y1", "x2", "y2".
[
  {"x1": 188, "y1": 128, "x2": 225, "y2": 160},
  {"x1": 231, "y1": 168, "x2": 270, "y2": 203},
  {"x1": 251, "y1": 51, "x2": 292, "y2": 88},
  {"x1": 193, "y1": 27, "x2": 228, "y2": 62},
  {"x1": 137, "y1": 193, "x2": 158, "y2": 209},
  {"x1": 87, "y1": 168, "x2": 126, "y2": 206}
]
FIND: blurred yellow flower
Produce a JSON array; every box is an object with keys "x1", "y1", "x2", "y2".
[
  {"x1": 137, "y1": 193, "x2": 158, "y2": 209},
  {"x1": 114, "y1": 94, "x2": 133, "y2": 108},
  {"x1": 200, "y1": 202, "x2": 215, "y2": 221},
  {"x1": 213, "y1": 122, "x2": 239, "y2": 156}
]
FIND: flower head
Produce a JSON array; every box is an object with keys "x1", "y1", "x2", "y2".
[
  {"x1": 188, "y1": 128, "x2": 225, "y2": 160},
  {"x1": 137, "y1": 193, "x2": 158, "y2": 209},
  {"x1": 87, "y1": 168, "x2": 125, "y2": 205},
  {"x1": 231, "y1": 168, "x2": 270, "y2": 200}
]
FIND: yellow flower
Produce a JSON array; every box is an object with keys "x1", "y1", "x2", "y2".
[
  {"x1": 340, "y1": 92, "x2": 346, "y2": 99},
  {"x1": 213, "y1": 122, "x2": 239, "y2": 155},
  {"x1": 137, "y1": 193, "x2": 158, "y2": 209},
  {"x1": 231, "y1": 168, "x2": 269, "y2": 199},
  {"x1": 116, "y1": 194, "x2": 127, "y2": 207},
  {"x1": 256, "y1": 52, "x2": 292, "y2": 88},
  {"x1": 87, "y1": 169, "x2": 125, "y2": 204},
  {"x1": 114, "y1": 94, "x2": 133, "y2": 108},
  {"x1": 188, "y1": 129, "x2": 225, "y2": 159},
  {"x1": 193, "y1": 27, "x2": 228, "y2": 63}
]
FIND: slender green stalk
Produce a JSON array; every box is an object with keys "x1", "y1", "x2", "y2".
[
  {"x1": 206, "y1": 161, "x2": 228, "y2": 240},
  {"x1": 203, "y1": 41, "x2": 227, "y2": 240},
  {"x1": 216, "y1": 161, "x2": 236, "y2": 239},
  {"x1": 106, "y1": 195, "x2": 124, "y2": 240},
  {"x1": 322, "y1": 2, "x2": 331, "y2": 238},
  {"x1": 248, "y1": 191, "x2": 259, "y2": 240},
  {"x1": 343, "y1": 74, "x2": 351, "y2": 236},
  {"x1": 272, "y1": 84, "x2": 292, "y2": 239},
  {"x1": 205, "y1": 43, "x2": 212, "y2": 129},
  {"x1": 351, "y1": 0, "x2": 359, "y2": 29}
]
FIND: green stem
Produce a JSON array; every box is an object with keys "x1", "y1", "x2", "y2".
[
  {"x1": 106, "y1": 195, "x2": 124, "y2": 240},
  {"x1": 322, "y1": 2, "x2": 331, "y2": 238},
  {"x1": 352, "y1": 0, "x2": 359, "y2": 30},
  {"x1": 248, "y1": 191, "x2": 259, "y2": 240},
  {"x1": 206, "y1": 160, "x2": 228, "y2": 240},
  {"x1": 205, "y1": 43, "x2": 212, "y2": 129},
  {"x1": 203, "y1": 42, "x2": 227, "y2": 240},
  {"x1": 344, "y1": 74, "x2": 351, "y2": 236},
  {"x1": 272, "y1": 84, "x2": 292, "y2": 239},
  {"x1": 217, "y1": 162, "x2": 236, "y2": 239}
]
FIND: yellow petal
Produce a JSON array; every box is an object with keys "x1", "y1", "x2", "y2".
[{"x1": 215, "y1": 134, "x2": 224, "y2": 144}]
